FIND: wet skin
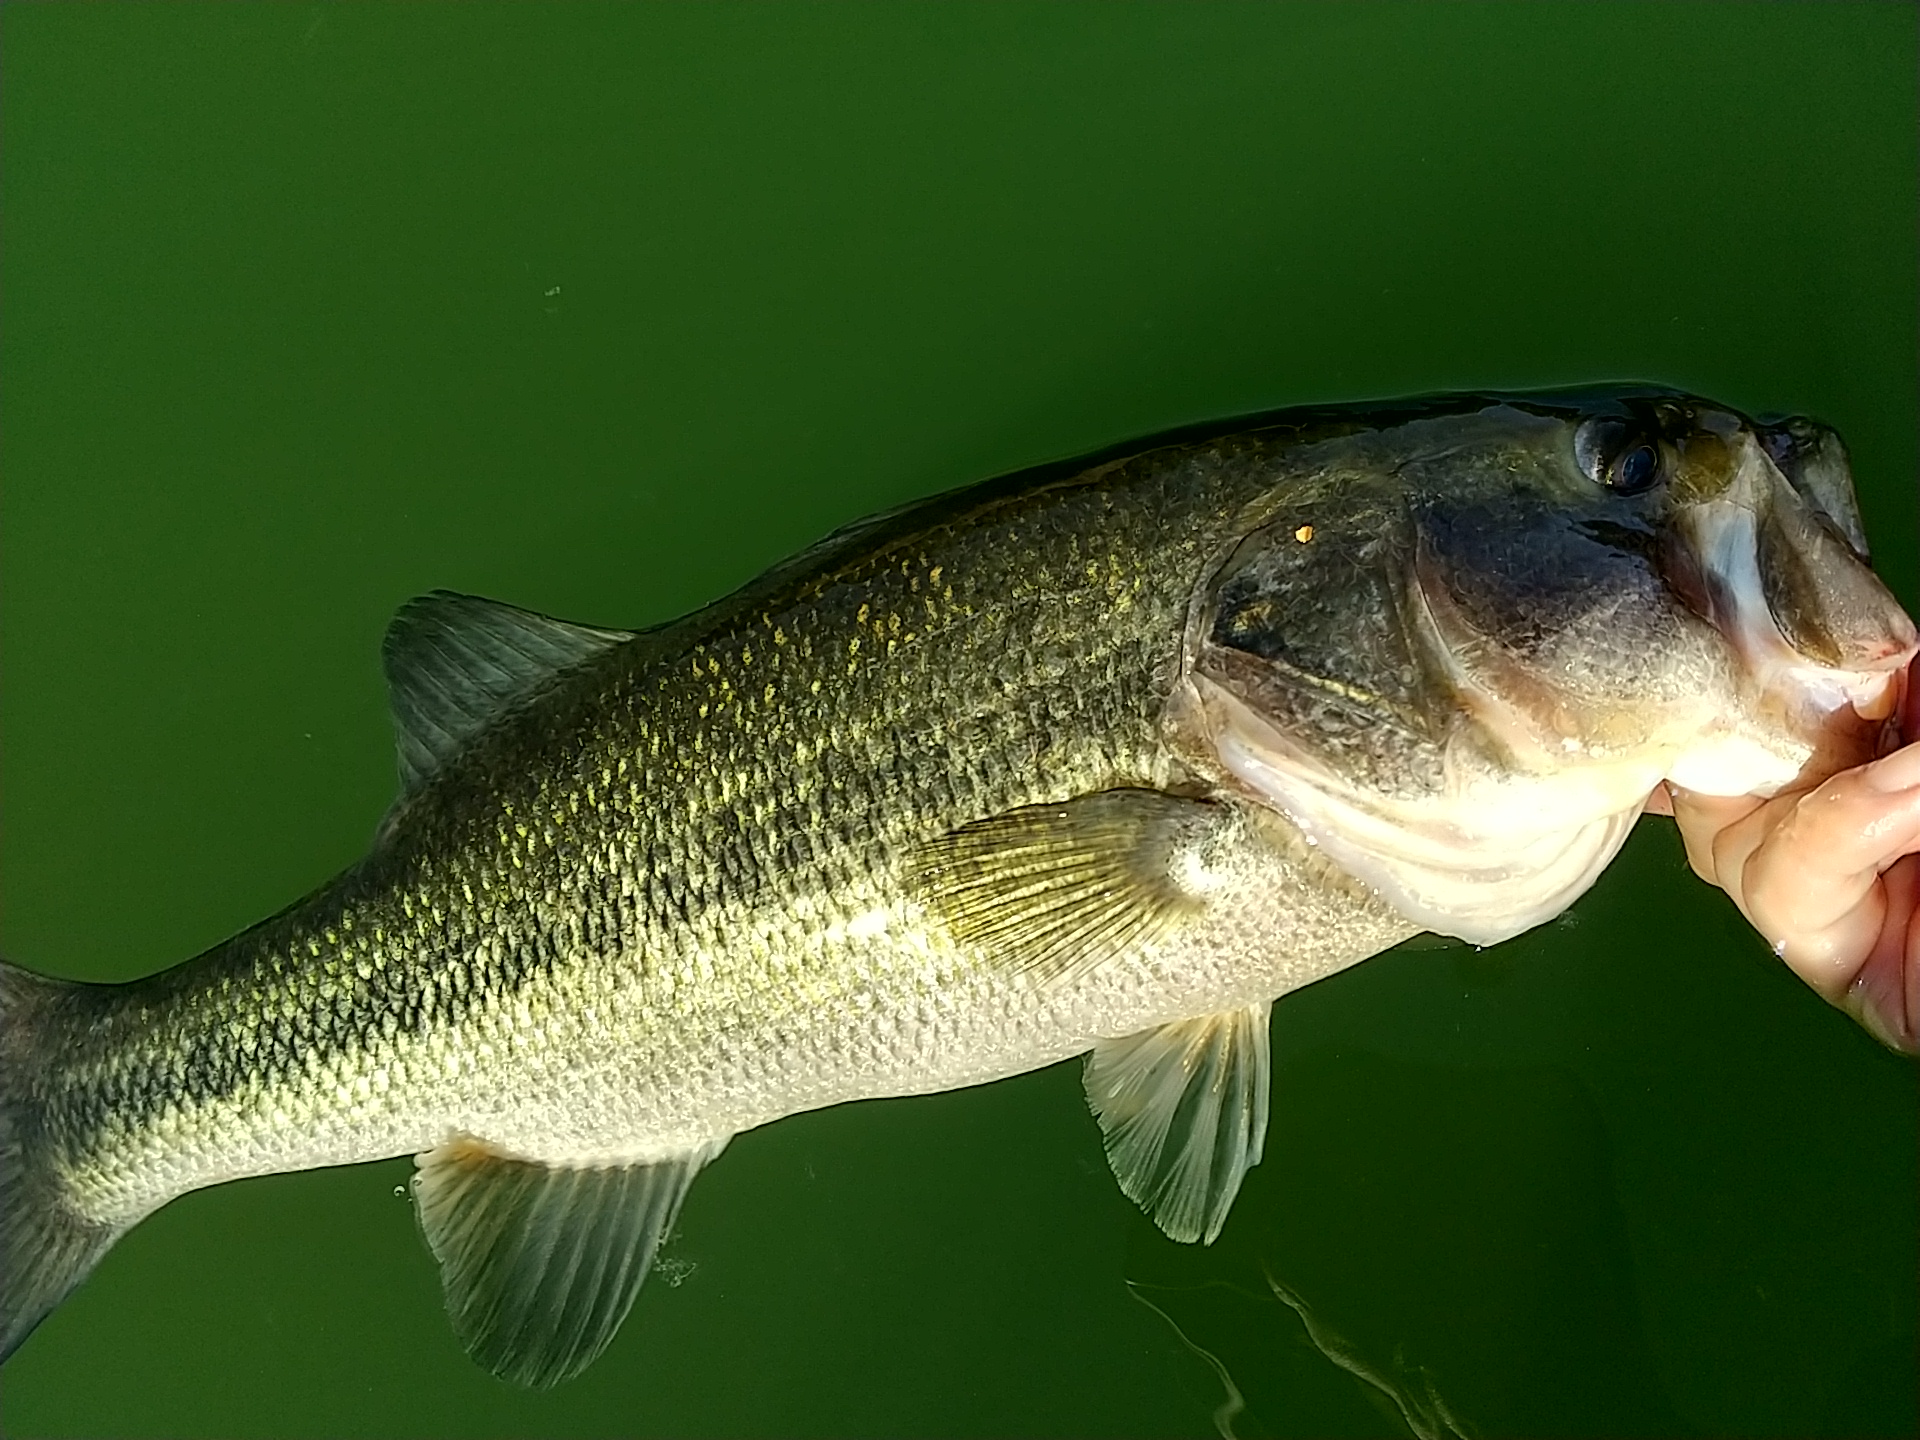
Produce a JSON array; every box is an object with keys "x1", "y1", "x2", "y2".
[{"x1": 1650, "y1": 657, "x2": 1920, "y2": 1053}]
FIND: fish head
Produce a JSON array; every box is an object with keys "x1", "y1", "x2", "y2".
[{"x1": 1173, "y1": 390, "x2": 1917, "y2": 943}]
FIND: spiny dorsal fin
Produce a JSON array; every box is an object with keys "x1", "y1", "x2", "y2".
[
  {"x1": 383, "y1": 591, "x2": 631, "y2": 792},
  {"x1": 909, "y1": 790, "x2": 1224, "y2": 987},
  {"x1": 1084, "y1": 1002, "x2": 1271, "y2": 1244},
  {"x1": 411, "y1": 1134, "x2": 727, "y2": 1389}
]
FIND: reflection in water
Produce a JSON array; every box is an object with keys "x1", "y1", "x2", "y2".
[
  {"x1": 1128, "y1": 1282, "x2": 1249, "y2": 1440},
  {"x1": 1264, "y1": 1270, "x2": 1469, "y2": 1440},
  {"x1": 1129, "y1": 1275, "x2": 1470, "y2": 1440},
  {"x1": 1123, "y1": 1042, "x2": 1707, "y2": 1437}
]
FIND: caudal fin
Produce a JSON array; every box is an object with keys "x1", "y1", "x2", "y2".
[{"x1": 0, "y1": 961, "x2": 124, "y2": 1363}]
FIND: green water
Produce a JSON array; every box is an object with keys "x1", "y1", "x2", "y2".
[{"x1": 2, "y1": 5, "x2": 1914, "y2": 1437}]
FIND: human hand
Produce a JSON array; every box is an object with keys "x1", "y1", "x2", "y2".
[{"x1": 1654, "y1": 659, "x2": 1920, "y2": 1053}]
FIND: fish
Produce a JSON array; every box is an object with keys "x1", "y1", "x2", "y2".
[{"x1": 2, "y1": 388, "x2": 1913, "y2": 1387}]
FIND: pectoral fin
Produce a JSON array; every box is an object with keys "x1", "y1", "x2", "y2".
[
  {"x1": 910, "y1": 789, "x2": 1223, "y2": 986},
  {"x1": 1084, "y1": 1003, "x2": 1271, "y2": 1244},
  {"x1": 411, "y1": 1135, "x2": 727, "y2": 1388}
]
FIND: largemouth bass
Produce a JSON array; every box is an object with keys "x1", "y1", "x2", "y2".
[{"x1": 3, "y1": 389, "x2": 1912, "y2": 1386}]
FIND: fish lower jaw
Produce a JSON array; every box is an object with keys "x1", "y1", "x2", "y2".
[
  {"x1": 1666, "y1": 662, "x2": 1908, "y2": 798},
  {"x1": 1746, "y1": 650, "x2": 1911, "y2": 733},
  {"x1": 1829, "y1": 663, "x2": 1906, "y2": 722},
  {"x1": 1196, "y1": 680, "x2": 1647, "y2": 946}
]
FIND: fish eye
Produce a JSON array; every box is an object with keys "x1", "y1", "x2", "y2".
[
  {"x1": 1610, "y1": 442, "x2": 1660, "y2": 494},
  {"x1": 1574, "y1": 416, "x2": 1664, "y2": 496}
]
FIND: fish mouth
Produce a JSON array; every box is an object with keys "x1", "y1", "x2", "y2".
[{"x1": 1666, "y1": 430, "x2": 1916, "y2": 790}]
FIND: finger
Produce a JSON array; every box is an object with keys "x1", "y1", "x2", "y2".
[
  {"x1": 1666, "y1": 786, "x2": 1767, "y2": 887},
  {"x1": 1841, "y1": 852, "x2": 1920, "y2": 1053},
  {"x1": 1734, "y1": 744, "x2": 1920, "y2": 995},
  {"x1": 1902, "y1": 656, "x2": 1919, "y2": 747}
]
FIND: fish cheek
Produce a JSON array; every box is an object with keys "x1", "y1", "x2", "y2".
[{"x1": 1409, "y1": 496, "x2": 1700, "y2": 720}]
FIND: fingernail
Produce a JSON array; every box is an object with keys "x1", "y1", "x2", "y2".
[{"x1": 1865, "y1": 742, "x2": 1920, "y2": 793}]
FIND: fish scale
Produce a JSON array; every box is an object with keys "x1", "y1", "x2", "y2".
[{"x1": 38, "y1": 449, "x2": 1258, "y2": 1219}]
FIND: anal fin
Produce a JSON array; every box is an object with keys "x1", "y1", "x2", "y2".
[
  {"x1": 1084, "y1": 1003, "x2": 1271, "y2": 1244},
  {"x1": 412, "y1": 1134, "x2": 727, "y2": 1388}
]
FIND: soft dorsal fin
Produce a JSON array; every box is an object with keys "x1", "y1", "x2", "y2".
[
  {"x1": 1084, "y1": 1002, "x2": 1271, "y2": 1244},
  {"x1": 411, "y1": 1134, "x2": 727, "y2": 1388},
  {"x1": 909, "y1": 790, "x2": 1225, "y2": 987},
  {"x1": 382, "y1": 591, "x2": 631, "y2": 792}
]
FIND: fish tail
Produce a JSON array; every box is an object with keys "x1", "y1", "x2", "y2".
[{"x1": 0, "y1": 959, "x2": 124, "y2": 1364}]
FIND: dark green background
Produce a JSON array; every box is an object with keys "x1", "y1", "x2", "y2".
[{"x1": 3, "y1": 4, "x2": 1915, "y2": 1437}]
